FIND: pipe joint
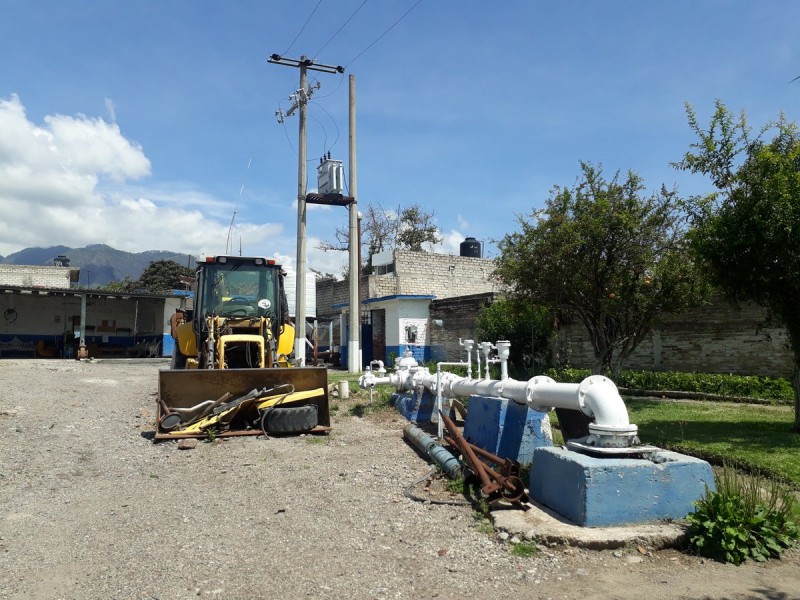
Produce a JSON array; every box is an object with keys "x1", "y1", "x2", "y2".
[{"x1": 524, "y1": 376, "x2": 556, "y2": 413}]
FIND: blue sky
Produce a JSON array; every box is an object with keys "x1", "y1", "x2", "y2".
[{"x1": 1, "y1": 1, "x2": 798, "y2": 276}]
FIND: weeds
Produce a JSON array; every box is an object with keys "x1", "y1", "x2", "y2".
[
  {"x1": 511, "y1": 542, "x2": 540, "y2": 558},
  {"x1": 347, "y1": 385, "x2": 395, "y2": 417},
  {"x1": 445, "y1": 477, "x2": 466, "y2": 494},
  {"x1": 687, "y1": 462, "x2": 800, "y2": 565}
]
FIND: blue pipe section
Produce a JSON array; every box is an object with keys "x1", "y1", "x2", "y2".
[{"x1": 402, "y1": 423, "x2": 463, "y2": 480}]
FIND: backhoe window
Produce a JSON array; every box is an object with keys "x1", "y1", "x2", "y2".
[{"x1": 199, "y1": 262, "x2": 280, "y2": 319}]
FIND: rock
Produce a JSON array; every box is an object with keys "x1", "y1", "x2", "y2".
[{"x1": 178, "y1": 438, "x2": 198, "y2": 450}]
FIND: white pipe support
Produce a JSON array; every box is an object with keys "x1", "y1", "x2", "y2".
[{"x1": 495, "y1": 340, "x2": 511, "y2": 381}]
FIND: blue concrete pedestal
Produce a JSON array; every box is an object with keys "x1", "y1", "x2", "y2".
[
  {"x1": 393, "y1": 389, "x2": 450, "y2": 424},
  {"x1": 530, "y1": 446, "x2": 715, "y2": 527},
  {"x1": 462, "y1": 395, "x2": 552, "y2": 466}
]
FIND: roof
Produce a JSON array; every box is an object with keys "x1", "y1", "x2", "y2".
[
  {"x1": 331, "y1": 294, "x2": 436, "y2": 311},
  {"x1": 0, "y1": 285, "x2": 189, "y2": 300}
]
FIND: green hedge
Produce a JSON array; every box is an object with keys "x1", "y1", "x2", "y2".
[{"x1": 543, "y1": 368, "x2": 794, "y2": 404}]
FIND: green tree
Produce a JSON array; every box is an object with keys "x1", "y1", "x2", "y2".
[
  {"x1": 136, "y1": 260, "x2": 195, "y2": 294},
  {"x1": 674, "y1": 101, "x2": 800, "y2": 432},
  {"x1": 395, "y1": 204, "x2": 442, "y2": 251},
  {"x1": 476, "y1": 297, "x2": 553, "y2": 376},
  {"x1": 99, "y1": 277, "x2": 136, "y2": 293},
  {"x1": 494, "y1": 162, "x2": 707, "y2": 376},
  {"x1": 319, "y1": 202, "x2": 442, "y2": 275}
]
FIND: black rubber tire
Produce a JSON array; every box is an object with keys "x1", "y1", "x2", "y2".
[
  {"x1": 170, "y1": 346, "x2": 187, "y2": 369},
  {"x1": 262, "y1": 405, "x2": 318, "y2": 433}
]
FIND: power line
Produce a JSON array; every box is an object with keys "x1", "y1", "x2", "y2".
[
  {"x1": 310, "y1": 100, "x2": 341, "y2": 152},
  {"x1": 313, "y1": 0, "x2": 369, "y2": 59},
  {"x1": 310, "y1": 72, "x2": 345, "y2": 99},
  {"x1": 345, "y1": 0, "x2": 424, "y2": 68},
  {"x1": 282, "y1": 0, "x2": 324, "y2": 56}
]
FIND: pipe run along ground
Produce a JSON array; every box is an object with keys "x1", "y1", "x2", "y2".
[
  {"x1": 402, "y1": 423, "x2": 462, "y2": 479},
  {"x1": 361, "y1": 362, "x2": 639, "y2": 448}
]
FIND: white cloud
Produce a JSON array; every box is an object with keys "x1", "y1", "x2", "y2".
[
  {"x1": 104, "y1": 98, "x2": 117, "y2": 124},
  {"x1": 434, "y1": 229, "x2": 468, "y2": 255},
  {"x1": 0, "y1": 95, "x2": 291, "y2": 261}
]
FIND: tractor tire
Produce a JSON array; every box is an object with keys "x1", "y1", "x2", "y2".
[
  {"x1": 170, "y1": 347, "x2": 187, "y2": 370},
  {"x1": 262, "y1": 405, "x2": 318, "y2": 434}
]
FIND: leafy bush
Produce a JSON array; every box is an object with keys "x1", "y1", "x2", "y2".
[
  {"x1": 544, "y1": 368, "x2": 793, "y2": 403},
  {"x1": 687, "y1": 464, "x2": 799, "y2": 565}
]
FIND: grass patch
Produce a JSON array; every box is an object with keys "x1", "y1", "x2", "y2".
[
  {"x1": 473, "y1": 514, "x2": 494, "y2": 535},
  {"x1": 625, "y1": 398, "x2": 800, "y2": 485},
  {"x1": 445, "y1": 477, "x2": 466, "y2": 494},
  {"x1": 511, "y1": 542, "x2": 541, "y2": 558},
  {"x1": 305, "y1": 435, "x2": 328, "y2": 445},
  {"x1": 347, "y1": 385, "x2": 395, "y2": 417}
]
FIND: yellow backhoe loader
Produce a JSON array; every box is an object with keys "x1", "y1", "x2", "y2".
[{"x1": 155, "y1": 255, "x2": 330, "y2": 440}]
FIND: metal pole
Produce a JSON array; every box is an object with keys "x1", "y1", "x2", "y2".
[
  {"x1": 268, "y1": 53, "x2": 343, "y2": 367},
  {"x1": 295, "y1": 58, "x2": 308, "y2": 366},
  {"x1": 348, "y1": 73, "x2": 360, "y2": 373},
  {"x1": 79, "y1": 292, "x2": 87, "y2": 346}
]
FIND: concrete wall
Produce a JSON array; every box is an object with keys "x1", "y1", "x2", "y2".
[
  {"x1": 315, "y1": 249, "x2": 499, "y2": 319},
  {"x1": 0, "y1": 265, "x2": 76, "y2": 289},
  {"x1": 382, "y1": 249, "x2": 498, "y2": 298},
  {"x1": 429, "y1": 293, "x2": 496, "y2": 362},
  {"x1": 557, "y1": 299, "x2": 794, "y2": 377}
]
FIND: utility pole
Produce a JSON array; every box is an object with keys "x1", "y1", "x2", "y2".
[
  {"x1": 268, "y1": 54, "x2": 343, "y2": 366},
  {"x1": 348, "y1": 74, "x2": 360, "y2": 373}
]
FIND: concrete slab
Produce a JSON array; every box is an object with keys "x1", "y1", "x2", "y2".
[{"x1": 491, "y1": 501, "x2": 687, "y2": 550}]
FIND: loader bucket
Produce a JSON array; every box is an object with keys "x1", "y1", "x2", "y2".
[{"x1": 155, "y1": 367, "x2": 330, "y2": 440}]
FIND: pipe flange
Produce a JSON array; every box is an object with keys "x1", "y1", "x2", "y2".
[
  {"x1": 587, "y1": 422, "x2": 640, "y2": 449},
  {"x1": 524, "y1": 376, "x2": 555, "y2": 404}
]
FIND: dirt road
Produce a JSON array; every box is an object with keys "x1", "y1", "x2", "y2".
[{"x1": 1, "y1": 359, "x2": 798, "y2": 599}]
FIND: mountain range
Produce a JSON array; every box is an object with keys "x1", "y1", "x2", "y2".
[{"x1": 0, "y1": 244, "x2": 193, "y2": 287}]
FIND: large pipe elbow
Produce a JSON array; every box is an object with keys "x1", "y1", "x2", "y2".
[
  {"x1": 578, "y1": 376, "x2": 633, "y2": 429},
  {"x1": 578, "y1": 376, "x2": 638, "y2": 445}
]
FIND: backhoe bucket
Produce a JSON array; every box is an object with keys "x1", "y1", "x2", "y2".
[{"x1": 155, "y1": 367, "x2": 330, "y2": 440}]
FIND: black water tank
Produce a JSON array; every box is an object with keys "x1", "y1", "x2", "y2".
[{"x1": 459, "y1": 237, "x2": 482, "y2": 258}]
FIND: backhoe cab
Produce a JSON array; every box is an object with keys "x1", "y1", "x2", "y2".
[{"x1": 171, "y1": 255, "x2": 295, "y2": 369}]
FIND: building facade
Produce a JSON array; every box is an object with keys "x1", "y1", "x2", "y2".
[
  {"x1": 318, "y1": 247, "x2": 499, "y2": 367},
  {"x1": 0, "y1": 263, "x2": 188, "y2": 359}
]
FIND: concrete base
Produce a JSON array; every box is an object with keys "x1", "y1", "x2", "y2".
[
  {"x1": 462, "y1": 396, "x2": 552, "y2": 465},
  {"x1": 393, "y1": 389, "x2": 452, "y2": 424},
  {"x1": 530, "y1": 447, "x2": 715, "y2": 527}
]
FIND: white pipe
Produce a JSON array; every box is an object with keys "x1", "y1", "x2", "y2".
[
  {"x1": 356, "y1": 340, "x2": 638, "y2": 447},
  {"x1": 459, "y1": 338, "x2": 474, "y2": 379},
  {"x1": 358, "y1": 349, "x2": 637, "y2": 447},
  {"x1": 496, "y1": 340, "x2": 510, "y2": 381}
]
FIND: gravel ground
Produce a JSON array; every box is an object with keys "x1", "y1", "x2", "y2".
[{"x1": 1, "y1": 359, "x2": 799, "y2": 600}]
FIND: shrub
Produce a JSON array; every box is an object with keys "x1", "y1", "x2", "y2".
[
  {"x1": 543, "y1": 368, "x2": 793, "y2": 403},
  {"x1": 686, "y1": 464, "x2": 799, "y2": 565}
]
